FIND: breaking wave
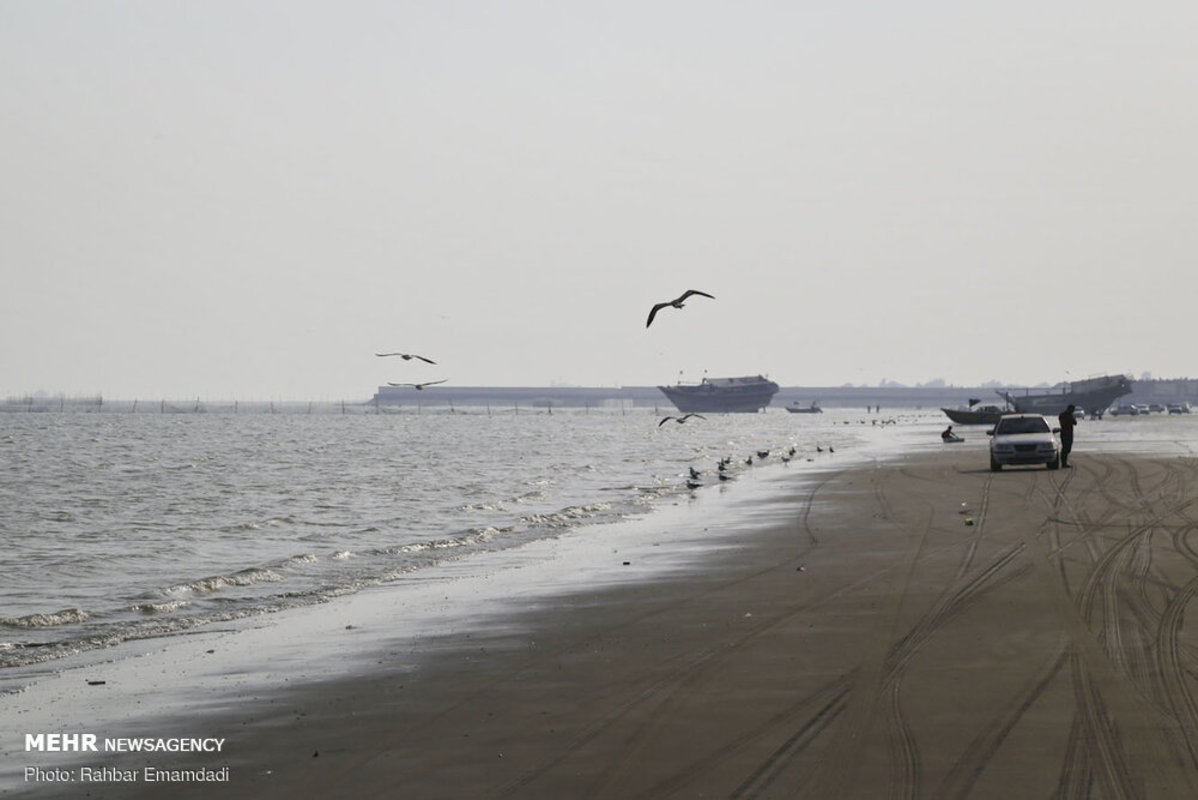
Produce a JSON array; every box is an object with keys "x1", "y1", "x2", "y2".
[{"x1": 1, "y1": 608, "x2": 89, "y2": 628}]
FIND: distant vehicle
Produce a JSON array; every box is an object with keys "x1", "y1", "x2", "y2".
[
  {"x1": 1134, "y1": 404, "x2": 1152, "y2": 415},
  {"x1": 988, "y1": 413, "x2": 1061, "y2": 471},
  {"x1": 1168, "y1": 402, "x2": 1192, "y2": 414},
  {"x1": 786, "y1": 401, "x2": 823, "y2": 414},
  {"x1": 1109, "y1": 404, "x2": 1139, "y2": 416},
  {"x1": 1148, "y1": 403, "x2": 1167, "y2": 413}
]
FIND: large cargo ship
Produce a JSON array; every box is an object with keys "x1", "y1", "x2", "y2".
[
  {"x1": 657, "y1": 375, "x2": 779, "y2": 414},
  {"x1": 999, "y1": 374, "x2": 1134, "y2": 416}
]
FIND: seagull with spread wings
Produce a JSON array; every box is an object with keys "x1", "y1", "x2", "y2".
[
  {"x1": 658, "y1": 413, "x2": 706, "y2": 426},
  {"x1": 645, "y1": 289, "x2": 715, "y2": 328},
  {"x1": 376, "y1": 352, "x2": 437, "y2": 364}
]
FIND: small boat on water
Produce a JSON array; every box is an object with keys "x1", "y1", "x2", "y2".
[
  {"x1": 941, "y1": 400, "x2": 1008, "y2": 425},
  {"x1": 786, "y1": 401, "x2": 822, "y2": 414}
]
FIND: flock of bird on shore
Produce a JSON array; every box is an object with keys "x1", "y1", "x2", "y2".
[{"x1": 377, "y1": 288, "x2": 838, "y2": 493}]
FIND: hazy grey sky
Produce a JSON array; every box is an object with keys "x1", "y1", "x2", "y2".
[{"x1": 3, "y1": 1, "x2": 1196, "y2": 399}]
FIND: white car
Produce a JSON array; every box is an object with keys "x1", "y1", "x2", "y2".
[{"x1": 988, "y1": 413, "x2": 1061, "y2": 471}]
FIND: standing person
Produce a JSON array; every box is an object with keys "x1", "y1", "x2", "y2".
[{"x1": 1058, "y1": 404, "x2": 1077, "y2": 467}]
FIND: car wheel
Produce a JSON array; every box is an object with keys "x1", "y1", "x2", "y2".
[
  {"x1": 1047, "y1": 455, "x2": 1059, "y2": 470},
  {"x1": 990, "y1": 456, "x2": 1002, "y2": 472}
]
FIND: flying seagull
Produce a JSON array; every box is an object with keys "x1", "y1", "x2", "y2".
[
  {"x1": 387, "y1": 379, "x2": 448, "y2": 390},
  {"x1": 645, "y1": 289, "x2": 715, "y2": 328},
  {"x1": 376, "y1": 352, "x2": 437, "y2": 364},
  {"x1": 658, "y1": 413, "x2": 706, "y2": 426}
]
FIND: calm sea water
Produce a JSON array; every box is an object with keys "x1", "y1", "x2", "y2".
[{"x1": 0, "y1": 405, "x2": 906, "y2": 683}]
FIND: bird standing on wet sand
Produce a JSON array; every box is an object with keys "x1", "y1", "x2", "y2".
[
  {"x1": 645, "y1": 290, "x2": 715, "y2": 328},
  {"x1": 658, "y1": 413, "x2": 706, "y2": 426},
  {"x1": 376, "y1": 352, "x2": 437, "y2": 364},
  {"x1": 387, "y1": 379, "x2": 448, "y2": 390}
]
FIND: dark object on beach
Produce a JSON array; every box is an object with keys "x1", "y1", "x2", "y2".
[
  {"x1": 757, "y1": 450, "x2": 769, "y2": 459},
  {"x1": 941, "y1": 403, "x2": 1006, "y2": 425},
  {"x1": 646, "y1": 289, "x2": 715, "y2": 328},
  {"x1": 658, "y1": 413, "x2": 705, "y2": 426},
  {"x1": 375, "y1": 352, "x2": 436, "y2": 364},
  {"x1": 87, "y1": 680, "x2": 106, "y2": 686}
]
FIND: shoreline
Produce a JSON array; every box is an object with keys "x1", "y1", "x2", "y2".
[
  {"x1": 2, "y1": 455, "x2": 848, "y2": 797},
  {"x1": 10, "y1": 443, "x2": 1198, "y2": 797}
]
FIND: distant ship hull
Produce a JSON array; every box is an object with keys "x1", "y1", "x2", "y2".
[
  {"x1": 658, "y1": 375, "x2": 779, "y2": 414},
  {"x1": 1001, "y1": 374, "x2": 1133, "y2": 416}
]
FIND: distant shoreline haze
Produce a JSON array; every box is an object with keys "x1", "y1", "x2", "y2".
[{"x1": 4, "y1": 377, "x2": 1195, "y2": 411}]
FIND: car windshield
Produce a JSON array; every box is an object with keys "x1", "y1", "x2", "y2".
[{"x1": 996, "y1": 417, "x2": 1050, "y2": 435}]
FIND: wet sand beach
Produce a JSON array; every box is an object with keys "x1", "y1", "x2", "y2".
[{"x1": 16, "y1": 444, "x2": 1198, "y2": 798}]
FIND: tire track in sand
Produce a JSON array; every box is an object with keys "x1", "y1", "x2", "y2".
[{"x1": 1025, "y1": 458, "x2": 1198, "y2": 797}]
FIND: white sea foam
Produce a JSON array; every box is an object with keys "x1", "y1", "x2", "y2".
[
  {"x1": 0, "y1": 608, "x2": 89, "y2": 628},
  {"x1": 166, "y1": 568, "x2": 282, "y2": 596},
  {"x1": 132, "y1": 600, "x2": 188, "y2": 614}
]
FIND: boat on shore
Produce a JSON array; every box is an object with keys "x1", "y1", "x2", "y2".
[
  {"x1": 786, "y1": 401, "x2": 822, "y2": 414},
  {"x1": 657, "y1": 375, "x2": 779, "y2": 414},
  {"x1": 999, "y1": 374, "x2": 1133, "y2": 418},
  {"x1": 941, "y1": 402, "x2": 1008, "y2": 425}
]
